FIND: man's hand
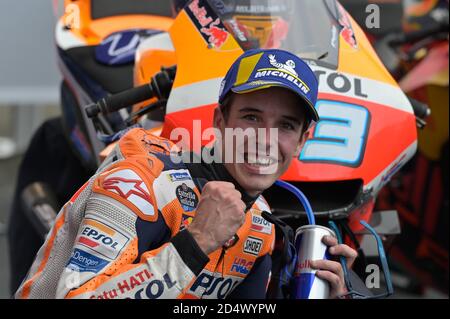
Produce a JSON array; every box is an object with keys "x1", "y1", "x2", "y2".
[
  {"x1": 310, "y1": 235, "x2": 358, "y2": 299},
  {"x1": 187, "y1": 181, "x2": 246, "y2": 255}
]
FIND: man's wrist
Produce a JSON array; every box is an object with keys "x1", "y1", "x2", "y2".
[
  {"x1": 170, "y1": 230, "x2": 210, "y2": 275},
  {"x1": 187, "y1": 227, "x2": 215, "y2": 255}
]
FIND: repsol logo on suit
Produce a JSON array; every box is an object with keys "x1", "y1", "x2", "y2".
[
  {"x1": 77, "y1": 218, "x2": 129, "y2": 260},
  {"x1": 188, "y1": 271, "x2": 241, "y2": 299},
  {"x1": 81, "y1": 227, "x2": 119, "y2": 249}
]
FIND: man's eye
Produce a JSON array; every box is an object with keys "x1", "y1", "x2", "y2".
[
  {"x1": 281, "y1": 122, "x2": 295, "y2": 131},
  {"x1": 243, "y1": 114, "x2": 258, "y2": 122}
]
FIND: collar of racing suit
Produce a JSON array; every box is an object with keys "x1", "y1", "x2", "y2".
[{"x1": 183, "y1": 148, "x2": 259, "y2": 211}]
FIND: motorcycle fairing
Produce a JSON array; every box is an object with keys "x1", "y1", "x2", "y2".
[{"x1": 163, "y1": 0, "x2": 417, "y2": 196}]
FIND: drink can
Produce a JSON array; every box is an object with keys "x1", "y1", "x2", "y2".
[{"x1": 292, "y1": 225, "x2": 336, "y2": 299}]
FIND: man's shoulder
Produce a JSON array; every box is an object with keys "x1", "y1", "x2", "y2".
[
  {"x1": 91, "y1": 128, "x2": 191, "y2": 223},
  {"x1": 99, "y1": 127, "x2": 189, "y2": 177},
  {"x1": 118, "y1": 128, "x2": 179, "y2": 165}
]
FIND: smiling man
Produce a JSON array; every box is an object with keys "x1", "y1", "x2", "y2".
[
  {"x1": 215, "y1": 86, "x2": 309, "y2": 196},
  {"x1": 16, "y1": 49, "x2": 357, "y2": 299}
]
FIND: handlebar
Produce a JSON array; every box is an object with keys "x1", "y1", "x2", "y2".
[
  {"x1": 85, "y1": 65, "x2": 176, "y2": 119},
  {"x1": 86, "y1": 83, "x2": 154, "y2": 118}
]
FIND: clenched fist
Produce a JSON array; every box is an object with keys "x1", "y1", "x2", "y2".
[{"x1": 187, "y1": 181, "x2": 246, "y2": 255}]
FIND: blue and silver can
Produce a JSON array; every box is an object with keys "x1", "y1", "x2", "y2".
[{"x1": 292, "y1": 225, "x2": 335, "y2": 299}]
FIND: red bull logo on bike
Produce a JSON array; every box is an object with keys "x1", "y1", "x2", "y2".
[
  {"x1": 77, "y1": 218, "x2": 129, "y2": 260},
  {"x1": 188, "y1": 0, "x2": 213, "y2": 26},
  {"x1": 338, "y1": 4, "x2": 358, "y2": 49},
  {"x1": 186, "y1": 0, "x2": 229, "y2": 48},
  {"x1": 201, "y1": 19, "x2": 228, "y2": 48}
]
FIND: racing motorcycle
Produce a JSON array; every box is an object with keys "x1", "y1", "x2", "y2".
[
  {"x1": 8, "y1": 0, "x2": 174, "y2": 294},
  {"x1": 84, "y1": 0, "x2": 429, "y2": 297}
]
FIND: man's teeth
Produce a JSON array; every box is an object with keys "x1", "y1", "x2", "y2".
[{"x1": 246, "y1": 155, "x2": 275, "y2": 166}]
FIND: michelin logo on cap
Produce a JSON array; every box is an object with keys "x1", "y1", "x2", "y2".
[
  {"x1": 254, "y1": 54, "x2": 310, "y2": 95},
  {"x1": 268, "y1": 54, "x2": 298, "y2": 76},
  {"x1": 218, "y1": 48, "x2": 319, "y2": 122}
]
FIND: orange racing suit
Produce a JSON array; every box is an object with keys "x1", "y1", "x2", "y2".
[{"x1": 15, "y1": 128, "x2": 275, "y2": 299}]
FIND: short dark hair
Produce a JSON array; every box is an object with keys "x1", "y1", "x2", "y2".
[
  {"x1": 218, "y1": 93, "x2": 234, "y2": 122},
  {"x1": 218, "y1": 93, "x2": 311, "y2": 135}
]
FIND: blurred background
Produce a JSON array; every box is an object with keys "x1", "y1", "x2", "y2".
[
  {"x1": 0, "y1": 0, "x2": 448, "y2": 299},
  {"x1": 0, "y1": 0, "x2": 62, "y2": 298}
]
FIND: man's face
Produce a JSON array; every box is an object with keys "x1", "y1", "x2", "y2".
[{"x1": 214, "y1": 87, "x2": 310, "y2": 197}]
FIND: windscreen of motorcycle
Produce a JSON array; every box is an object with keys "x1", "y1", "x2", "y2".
[{"x1": 207, "y1": 0, "x2": 340, "y2": 69}]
